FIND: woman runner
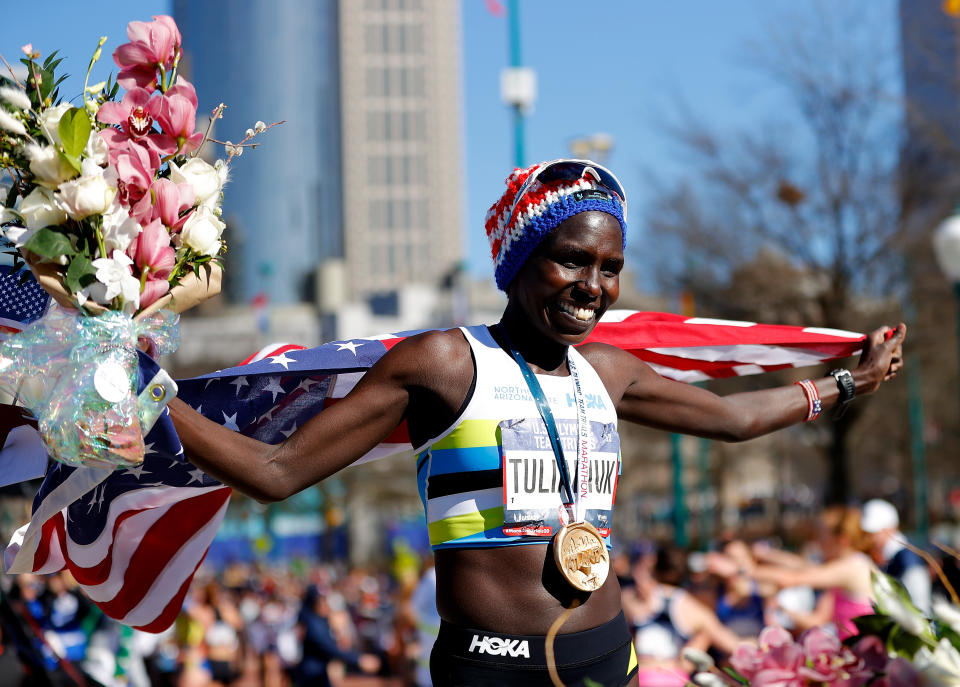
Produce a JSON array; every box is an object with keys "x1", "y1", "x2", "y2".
[{"x1": 168, "y1": 159, "x2": 905, "y2": 687}]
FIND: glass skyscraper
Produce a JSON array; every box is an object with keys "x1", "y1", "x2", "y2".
[{"x1": 174, "y1": 0, "x2": 463, "y2": 306}]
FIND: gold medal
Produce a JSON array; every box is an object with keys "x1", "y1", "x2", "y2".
[{"x1": 552, "y1": 521, "x2": 609, "y2": 592}]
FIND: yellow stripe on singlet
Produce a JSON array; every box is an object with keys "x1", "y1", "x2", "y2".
[
  {"x1": 431, "y1": 419, "x2": 502, "y2": 450},
  {"x1": 427, "y1": 506, "x2": 504, "y2": 545},
  {"x1": 628, "y1": 642, "x2": 638, "y2": 674}
]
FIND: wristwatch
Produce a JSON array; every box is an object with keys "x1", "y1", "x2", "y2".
[{"x1": 829, "y1": 369, "x2": 856, "y2": 409}]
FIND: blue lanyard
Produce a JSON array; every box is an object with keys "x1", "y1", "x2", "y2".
[{"x1": 496, "y1": 326, "x2": 576, "y2": 510}]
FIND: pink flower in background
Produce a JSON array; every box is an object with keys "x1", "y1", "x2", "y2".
[
  {"x1": 113, "y1": 15, "x2": 181, "y2": 91},
  {"x1": 797, "y1": 628, "x2": 870, "y2": 686},
  {"x1": 732, "y1": 627, "x2": 804, "y2": 686},
  {"x1": 109, "y1": 140, "x2": 160, "y2": 206}
]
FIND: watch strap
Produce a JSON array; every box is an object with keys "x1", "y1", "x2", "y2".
[{"x1": 829, "y1": 368, "x2": 856, "y2": 405}]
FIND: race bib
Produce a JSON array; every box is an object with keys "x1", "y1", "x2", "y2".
[{"x1": 499, "y1": 417, "x2": 619, "y2": 538}]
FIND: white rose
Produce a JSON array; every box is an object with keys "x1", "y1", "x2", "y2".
[
  {"x1": 101, "y1": 199, "x2": 141, "y2": 254},
  {"x1": 23, "y1": 142, "x2": 77, "y2": 188},
  {"x1": 181, "y1": 206, "x2": 225, "y2": 256},
  {"x1": 169, "y1": 158, "x2": 222, "y2": 205},
  {"x1": 56, "y1": 159, "x2": 116, "y2": 220},
  {"x1": 38, "y1": 103, "x2": 73, "y2": 146},
  {"x1": 83, "y1": 130, "x2": 109, "y2": 166},
  {"x1": 18, "y1": 186, "x2": 67, "y2": 231}
]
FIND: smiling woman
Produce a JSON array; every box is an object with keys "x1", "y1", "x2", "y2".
[{"x1": 168, "y1": 158, "x2": 906, "y2": 687}]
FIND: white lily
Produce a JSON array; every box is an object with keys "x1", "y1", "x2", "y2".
[
  {"x1": 873, "y1": 570, "x2": 932, "y2": 638},
  {"x1": 91, "y1": 250, "x2": 140, "y2": 312},
  {"x1": 914, "y1": 639, "x2": 960, "y2": 686},
  {"x1": 933, "y1": 596, "x2": 960, "y2": 635}
]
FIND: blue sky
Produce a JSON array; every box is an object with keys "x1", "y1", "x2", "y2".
[{"x1": 1, "y1": 0, "x2": 899, "y2": 284}]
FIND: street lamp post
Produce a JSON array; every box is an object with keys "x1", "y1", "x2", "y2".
[{"x1": 500, "y1": 0, "x2": 536, "y2": 167}]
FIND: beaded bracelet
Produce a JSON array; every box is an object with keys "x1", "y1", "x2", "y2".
[{"x1": 795, "y1": 379, "x2": 822, "y2": 422}]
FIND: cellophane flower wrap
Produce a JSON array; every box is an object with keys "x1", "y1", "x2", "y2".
[{"x1": 0, "y1": 15, "x2": 276, "y2": 468}]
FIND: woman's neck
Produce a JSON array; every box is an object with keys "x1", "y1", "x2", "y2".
[{"x1": 495, "y1": 309, "x2": 569, "y2": 375}]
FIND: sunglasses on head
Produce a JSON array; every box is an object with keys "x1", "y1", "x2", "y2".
[{"x1": 508, "y1": 158, "x2": 628, "y2": 226}]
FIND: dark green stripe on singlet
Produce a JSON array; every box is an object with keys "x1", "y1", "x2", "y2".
[{"x1": 427, "y1": 469, "x2": 501, "y2": 499}]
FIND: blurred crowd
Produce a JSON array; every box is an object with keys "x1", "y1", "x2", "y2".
[
  {"x1": 0, "y1": 558, "x2": 437, "y2": 687},
  {"x1": 0, "y1": 498, "x2": 952, "y2": 687}
]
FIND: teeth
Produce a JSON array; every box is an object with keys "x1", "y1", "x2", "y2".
[{"x1": 558, "y1": 302, "x2": 595, "y2": 321}]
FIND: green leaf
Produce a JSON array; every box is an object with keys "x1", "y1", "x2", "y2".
[
  {"x1": 885, "y1": 624, "x2": 926, "y2": 659},
  {"x1": 23, "y1": 227, "x2": 73, "y2": 260},
  {"x1": 64, "y1": 254, "x2": 96, "y2": 294},
  {"x1": 722, "y1": 666, "x2": 751, "y2": 685},
  {"x1": 59, "y1": 149, "x2": 82, "y2": 175},
  {"x1": 853, "y1": 614, "x2": 895, "y2": 639},
  {"x1": 941, "y1": 626, "x2": 960, "y2": 653},
  {"x1": 58, "y1": 108, "x2": 90, "y2": 159}
]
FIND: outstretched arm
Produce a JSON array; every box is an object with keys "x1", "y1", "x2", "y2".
[
  {"x1": 585, "y1": 324, "x2": 905, "y2": 442},
  {"x1": 168, "y1": 329, "x2": 470, "y2": 502}
]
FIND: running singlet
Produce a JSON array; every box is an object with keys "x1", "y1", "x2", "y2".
[{"x1": 415, "y1": 325, "x2": 621, "y2": 550}]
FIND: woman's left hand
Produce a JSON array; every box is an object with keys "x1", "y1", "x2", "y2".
[{"x1": 854, "y1": 323, "x2": 906, "y2": 394}]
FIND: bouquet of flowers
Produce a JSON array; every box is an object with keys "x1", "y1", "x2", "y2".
[
  {"x1": 685, "y1": 571, "x2": 960, "y2": 687},
  {"x1": 0, "y1": 15, "x2": 275, "y2": 468}
]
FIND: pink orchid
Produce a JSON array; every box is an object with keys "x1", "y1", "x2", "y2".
[
  {"x1": 732, "y1": 628, "x2": 804, "y2": 685},
  {"x1": 109, "y1": 140, "x2": 160, "y2": 206},
  {"x1": 113, "y1": 15, "x2": 181, "y2": 91},
  {"x1": 132, "y1": 217, "x2": 175, "y2": 279},
  {"x1": 132, "y1": 218, "x2": 174, "y2": 310},
  {"x1": 798, "y1": 628, "x2": 870, "y2": 686},
  {"x1": 98, "y1": 88, "x2": 178, "y2": 156},
  {"x1": 134, "y1": 178, "x2": 195, "y2": 231},
  {"x1": 154, "y1": 79, "x2": 203, "y2": 154}
]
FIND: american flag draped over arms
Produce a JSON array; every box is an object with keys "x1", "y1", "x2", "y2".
[{"x1": 0, "y1": 267, "x2": 868, "y2": 631}]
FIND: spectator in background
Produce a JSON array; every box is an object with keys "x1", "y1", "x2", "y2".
[
  {"x1": 861, "y1": 498, "x2": 931, "y2": 615},
  {"x1": 711, "y1": 541, "x2": 774, "y2": 639},
  {"x1": 622, "y1": 546, "x2": 742, "y2": 687},
  {"x1": 712, "y1": 506, "x2": 875, "y2": 640},
  {"x1": 293, "y1": 585, "x2": 379, "y2": 687}
]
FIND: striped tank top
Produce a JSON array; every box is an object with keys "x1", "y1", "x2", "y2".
[{"x1": 415, "y1": 325, "x2": 621, "y2": 550}]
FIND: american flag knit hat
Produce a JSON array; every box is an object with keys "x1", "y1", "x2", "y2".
[{"x1": 485, "y1": 159, "x2": 626, "y2": 291}]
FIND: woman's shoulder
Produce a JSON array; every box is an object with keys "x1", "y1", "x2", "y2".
[{"x1": 380, "y1": 327, "x2": 476, "y2": 400}]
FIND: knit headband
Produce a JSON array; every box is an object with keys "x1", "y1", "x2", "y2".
[{"x1": 484, "y1": 159, "x2": 627, "y2": 291}]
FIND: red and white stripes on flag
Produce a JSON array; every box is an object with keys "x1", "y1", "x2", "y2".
[{"x1": 586, "y1": 311, "x2": 865, "y2": 383}]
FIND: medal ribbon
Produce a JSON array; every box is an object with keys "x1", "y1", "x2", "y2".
[{"x1": 497, "y1": 326, "x2": 590, "y2": 524}]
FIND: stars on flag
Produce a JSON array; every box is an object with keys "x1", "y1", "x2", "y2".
[
  {"x1": 229, "y1": 376, "x2": 249, "y2": 395},
  {"x1": 221, "y1": 411, "x2": 239, "y2": 431},
  {"x1": 269, "y1": 352, "x2": 296, "y2": 369},
  {"x1": 262, "y1": 377, "x2": 286, "y2": 403},
  {"x1": 335, "y1": 341, "x2": 363, "y2": 355},
  {"x1": 124, "y1": 464, "x2": 151, "y2": 480}
]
